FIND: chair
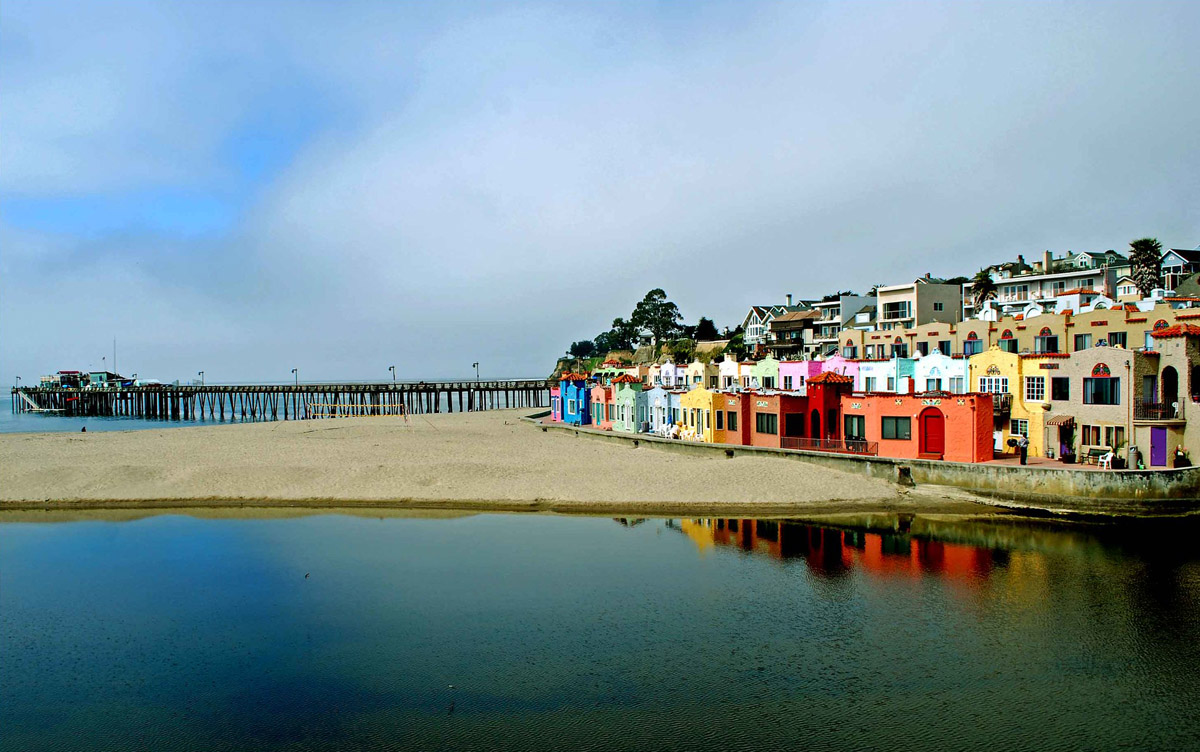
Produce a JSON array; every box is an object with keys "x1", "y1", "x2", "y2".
[{"x1": 1098, "y1": 452, "x2": 1114, "y2": 470}]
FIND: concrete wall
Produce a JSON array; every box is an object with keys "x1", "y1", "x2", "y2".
[{"x1": 525, "y1": 414, "x2": 1200, "y2": 516}]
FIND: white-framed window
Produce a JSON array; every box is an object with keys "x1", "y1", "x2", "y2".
[
  {"x1": 567, "y1": 398, "x2": 577, "y2": 414},
  {"x1": 783, "y1": 375, "x2": 793, "y2": 390},
  {"x1": 886, "y1": 377, "x2": 895, "y2": 391},
  {"x1": 979, "y1": 376, "x2": 1009, "y2": 394},
  {"x1": 1010, "y1": 418, "x2": 1028, "y2": 436},
  {"x1": 926, "y1": 379, "x2": 943, "y2": 392},
  {"x1": 1025, "y1": 376, "x2": 1045, "y2": 402},
  {"x1": 949, "y1": 377, "x2": 965, "y2": 394},
  {"x1": 864, "y1": 377, "x2": 877, "y2": 392}
]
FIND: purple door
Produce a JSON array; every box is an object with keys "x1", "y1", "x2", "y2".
[{"x1": 1150, "y1": 427, "x2": 1167, "y2": 467}]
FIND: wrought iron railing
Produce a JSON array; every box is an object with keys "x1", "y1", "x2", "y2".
[
  {"x1": 780, "y1": 437, "x2": 879, "y2": 455},
  {"x1": 991, "y1": 393, "x2": 1013, "y2": 413},
  {"x1": 1136, "y1": 402, "x2": 1183, "y2": 421}
]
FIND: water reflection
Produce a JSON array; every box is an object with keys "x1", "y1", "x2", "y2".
[{"x1": 670, "y1": 518, "x2": 1004, "y2": 582}]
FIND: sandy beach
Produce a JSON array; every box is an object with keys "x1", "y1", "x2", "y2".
[{"x1": 0, "y1": 409, "x2": 995, "y2": 515}]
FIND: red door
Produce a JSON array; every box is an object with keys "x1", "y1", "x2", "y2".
[{"x1": 921, "y1": 409, "x2": 945, "y2": 456}]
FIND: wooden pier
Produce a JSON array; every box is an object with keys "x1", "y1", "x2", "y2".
[{"x1": 10, "y1": 380, "x2": 551, "y2": 422}]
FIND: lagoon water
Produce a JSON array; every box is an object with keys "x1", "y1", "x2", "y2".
[{"x1": 3, "y1": 513, "x2": 1199, "y2": 751}]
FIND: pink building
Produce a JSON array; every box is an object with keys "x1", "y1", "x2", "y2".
[{"x1": 779, "y1": 360, "x2": 823, "y2": 393}]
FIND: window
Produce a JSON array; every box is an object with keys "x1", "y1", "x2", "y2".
[
  {"x1": 963, "y1": 339, "x2": 983, "y2": 356},
  {"x1": 693, "y1": 375, "x2": 701, "y2": 384},
  {"x1": 1144, "y1": 331, "x2": 1155, "y2": 350},
  {"x1": 844, "y1": 414, "x2": 866, "y2": 441},
  {"x1": 1104, "y1": 426, "x2": 1125, "y2": 449},
  {"x1": 979, "y1": 376, "x2": 1009, "y2": 394},
  {"x1": 892, "y1": 344, "x2": 909, "y2": 358},
  {"x1": 938, "y1": 340, "x2": 952, "y2": 355},
  {"x1": 926, "y1": 379, "x2": 942, "y2": 392},
  {"x1": 1107, "y1": 331, "x2": 1126, "y2": 348},
  {"x1": 1084, "y1": 377, "x2": 1120, "y2": 405},
  {"x1": 1080, "y1": 424, "x2": 1101, "y2": 446},
  {"x1": 886, "y1": 377, "x2": 896, "y2": 391},
  {"x1": 762, "y1": 377, "x2": 776, "y2": 389},
  {"x1": 1074, "y1": 334, "x2": 1092, "y2": 351},
  {"x1": 949, "y1": 377, "x2": 965, "y2": 394},
  {"x1": 727, "y1": 411, "x2": 737, "y2": 431},
  {"x1": 783, "y1": 375, "x2": 793, "y2": 390},
  {"x1": 1035, "y1": 335, "x2": 1059, "y2": 354},
  {"x1": 883, "y1": 301, "x2": 912, "y2": 320},
  {"x1": 755, "y1": 412, "x2": 778, "y2": 435},
  {"x1": 864, "y1": 377, "x2": 877, "y2": 392},
  {"x1": 716, "y1": 410, "x2": 724, "y2": 430},
  {"x1": 1025, "y1": 376, "x2": 1045, "y2": 402},
  {"x1": 881, "y1": 416, "x2": 911, "y2": 440},
  {"x1": 999, "y1": 339, "x2": 1018, "y2": 354},
  {"x1": 1010, "y1": 418, "x2": 1028, "y2": 437},
  {"x1": 916, "y1": 342, "x2": 929, "y2": 357},
  {"x1": 934, "y1": 302, "x2": 944, "y2": 312},
  {"x1": 1051, "y1": 280, "x2": 1067, "y2": 295},
  {"x1": 1051, "y1": 377, "x2": 1070, "y2": 401},
  {"x1": 842, "y1": 346, "x2": 858, "y2": 358},
  {"x1": 567, "y1": 399, "x2": 577, "y2": 414}
]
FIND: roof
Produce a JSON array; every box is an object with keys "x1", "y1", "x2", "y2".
[
  {"x1": 808, "y1": 371, "x2": 853, "y2": 385},
  {"x1": 1151, "y1": 324, "x2": 1200, "y2": 339},
  {"x1": 771, "y1": 310, "x2": 820, "y2": 323},
  {"x1": 560, "y1": 372, "x2": 589, "y2": 381},
  {"x1": 1056, "y1": 288, "x2": 1100, "y2": 296},
  {"x1": 1046, "y1": 415, "x2": 1075, "y2": 426},
  {"x1": 1174, "y1": 272, "x2": 1200, "y2": 299},
  {"x1": 611, "y1": 374, "x2": 641, "y2": 384},
  {"x1": 1167, "y1": 248, "x2": 1200, "y2": 264}
]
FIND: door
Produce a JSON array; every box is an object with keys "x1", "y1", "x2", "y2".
[
  {"x1": 1150, "y1": 427, "x2": 1167, "y2": 467},
  {"x1": 920, "y1": 408, "x2": 945, "y2": 456}
]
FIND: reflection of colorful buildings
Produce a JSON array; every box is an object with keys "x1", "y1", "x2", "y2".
[{"x1": 676, "y1": 518, "x2": 997, "y2": 582}]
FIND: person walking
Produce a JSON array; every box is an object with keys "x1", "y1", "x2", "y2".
[{"x1": 1018, "y1": 433, "x2": 1029, "y2": 465}]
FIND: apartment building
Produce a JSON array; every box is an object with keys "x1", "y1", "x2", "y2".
[
  {"x1": 875, "y1": 275, "x2": 962, "y2": 331},
  {"x1": 963, "y1": 250, "x2": 1130, "y2": 320}
]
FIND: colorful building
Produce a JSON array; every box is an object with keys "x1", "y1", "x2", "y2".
[
  {"x1": 967, "y1": 348, "x2": 1048, "y2": 456},
  {"x1": 750, "y1": 356, "x2": 780, "y2": 390},
  {"x1": 779, "y1": 360, "x2": 822, "y2": 393},
  {"x1": 549, "y1": 386, "x2": 562, "y2": 422},
  {"x1": 857, "y1": 357, "x2": 915, "y2": 394},
  {"x1": 611, "y1": 375, "x2": 646, "y2": 433},
  {"x1": 1138, "y1": 325, "x2": 1200, "y2": 466},
  {"x1": 913, "y1": 351, "x2": 968, "y2": 394},
  {"x1": 681, "y1": 387, "x2": 725, "y2": 442},
  {"x1": 685, "y1": 359, "x2": 719, "y2": 390},
  {"x1": 645, "y1": 386, "x2": 683, "y2": 435},
  {"x1": 1038, "y1": 346, "x2": 1134, "y2": 463},
  {"x1": 747, "y1": 392, "x2": 810, "y2": 448},
  {"x1": 590, "y1": 383, "x2": 615, "y2": 430},
  {"x1": 718, "y1": 391, "x2": 752, "y2": 446},
  {"x1": 840, "y1": 392, "x2": 993, "y2": 462},
  {"x1": 718, "y1": 355, "x2": 741, "y2": 389},
  {"x1": 559, "y1": 373, "x2": 592, "y2": 426},
  {"x1": 805, "y1": 371, "x2": 855, "y2": 442}
]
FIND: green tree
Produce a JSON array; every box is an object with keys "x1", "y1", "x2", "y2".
[
  {"x1": 609, "y1": 317, "x2": 639, "y2": 350},
  {"x1": 694, "y1": 317, "x2": 720, "y2": 341},
  {"x1": 1129, "y1": 237, "x2": 1163, "y2": 296},
  {"x1": 631, "y1": 289, "x2": 682, "y2": 352},
  {"x1": 568, "y1": 340, "x2": 595, "y2": 358},
  {"x1": 971, "y1": 268, "x2": 998, "y2": 311}
]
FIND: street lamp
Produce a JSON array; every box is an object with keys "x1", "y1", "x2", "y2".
[
  {"x1": 389, "y1": 365, "x2": 396, "y2": 384},
  {"x1": 198, "y1": 370, "x2": 205, "y2": 386},
  {"x1": 292, "y1": 368, "x2": 298, "y2": 386},
  {"x1": 473, "y1": 362, "x2": 480, "y2": 380},
  {"x1": 15, "y1": 376, "x2": 21, "y2": 388}
]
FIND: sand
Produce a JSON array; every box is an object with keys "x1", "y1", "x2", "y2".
[{"x1": 0, "y1": 409, "x2": 993, "y2": 515}]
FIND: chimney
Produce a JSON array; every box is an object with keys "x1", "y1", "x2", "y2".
[
  {"x1": 1017, "y1": 254, "x2": 1024, "y2": 267},
  {"x1": 1043, "y1": 250, "x2": 1052, "y2": 274},
  {"x1": 925, "y1": 272, "x2": 932, "y2": 280},
  {"x1": 786, "y1": 293, "x2": 792, "y2": 306}
]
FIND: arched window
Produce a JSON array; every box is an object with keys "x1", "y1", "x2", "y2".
[{"x1": 1001, "y1": 330, "x2": 1014, "y2": 339}]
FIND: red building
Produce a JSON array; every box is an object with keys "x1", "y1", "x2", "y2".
[
  {"x1": 718, "y1": 391, "x2": 752, "y2": 446},
  {"x1": 747, "y1": 392, "x2": 810, "y2": 448}
]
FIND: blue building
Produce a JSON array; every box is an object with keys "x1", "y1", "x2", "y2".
[{"x1": 559, "y1": 373, "x2": 592, "y2": 426}]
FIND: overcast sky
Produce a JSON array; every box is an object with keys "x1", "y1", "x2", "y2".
[{"x1": 2, "y1": 1, "x2": 1198, "y2": 383}]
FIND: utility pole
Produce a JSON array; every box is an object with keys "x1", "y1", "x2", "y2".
[
  {"x1": 473, "y1": 362, "x2": 480, "y2": 381},
  {"x1": 389, "y1": 365, "x2": 396, "y2": 384},
  {"x1": 292, "y1": 368, "x2": 298, "y2": 386}
]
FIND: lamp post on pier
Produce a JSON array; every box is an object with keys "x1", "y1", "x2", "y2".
[
  {"x1": 292, "y1": 368, "x2": 298, "y2": 386},
  {"x1": 473, "y1": 362, "x2": 480, "y2": 381},
  {"x1": 389, "y1": 365, "x2": 396, "y2": 384},
  {"x1": 15, "y1": 376, "x2": 20, "y2": 389},
  {"x1": 198, "y1": 371, "x2": 205, "y2": 386}
]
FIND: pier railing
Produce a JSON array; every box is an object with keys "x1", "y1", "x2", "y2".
[{"x1": 10, "y1": 380, "x2": 551, "y2": 421}]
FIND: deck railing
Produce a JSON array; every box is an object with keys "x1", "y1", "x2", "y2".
[
  {"x1": 780, "y1": 437, "x2": 879, "y2": 456},
  {"x1": 992, "y1": 393, "x2": 1013, "y2": 413},
  {"x1": 1135, "y1": 402, "x2": 1183, "y2": 421}
]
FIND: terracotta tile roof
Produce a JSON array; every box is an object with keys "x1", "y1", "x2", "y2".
[
  {"x1": 1056, "y1": 288, "x2": 1100, "y2": 296},
  {"x1": 1175, "y1": 312, "x2": 1200, "y2": 320},
  {"x1": 1020, "y1": 352, "x2": 1071, "y2": 359},
  {"x1": 611, "y1": 374, "x2": 641, "y2": 383},
  {"x1": 1151, "y1": 324, "x2": 1200, "y2": 339},
  {"x1": 808, "y1": 371, "x2": 853, "y2": 384},
  {"x1": 560, "y1": 372, "x2": 589, "y2": 381}
]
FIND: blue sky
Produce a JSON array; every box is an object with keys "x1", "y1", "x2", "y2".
[{"x1": 2, "y1": 1, "x2": 1198, "y2": 384}]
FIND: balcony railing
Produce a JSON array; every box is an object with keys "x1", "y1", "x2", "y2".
[
  {"x1": 991, "y1": 393, "x2": 1013, "y2": 413},
  {"x1": 1136, "y1": 402, "x2": 1184, "y2": 421},
  {"x1": 780, "y1": 437, "x2": 879, "y2": 456}
]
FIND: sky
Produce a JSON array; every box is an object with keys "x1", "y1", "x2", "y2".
[{"x1": 2, "y1": 0, "x2": 1198, "y2": 384}]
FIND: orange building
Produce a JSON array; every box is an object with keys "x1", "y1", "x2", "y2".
[
  {"x1": 839, "y1": 392, "x2": 993, "y2": 462},
  {"x1": 590, "y1": 384, "x2": 615, "y2": 430}
]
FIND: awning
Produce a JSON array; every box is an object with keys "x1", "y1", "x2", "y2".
[{"x1": 1046, "y1": 415, "x2": 1074, "y2": 426}]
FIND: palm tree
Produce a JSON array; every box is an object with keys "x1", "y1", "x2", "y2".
[
  {"x1": 971, "y1": 268, "x2": 998, "y2": 311},
  {"x1": 1129, "y1": 237, "x2": 1163, "y2": 296}
]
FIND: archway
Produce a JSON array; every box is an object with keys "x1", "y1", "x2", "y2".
[
  {"x1": 1163, "y1": 366, "x2": 1179, "y2": 411},
  {"x1": 919, "y1": 407, "x2": 946, "y2": 457},
  {"x1": 810, "y1": 409, "x2": 821, "y2": 441}
]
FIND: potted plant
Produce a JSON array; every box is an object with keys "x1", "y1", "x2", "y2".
[{"x1": 1060, "y1": 432, "x2": 1077, "y2": 464}]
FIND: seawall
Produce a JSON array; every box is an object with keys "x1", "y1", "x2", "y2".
[{"x1": 523, "y1": 412, "x2": 1200, "y2": 518}]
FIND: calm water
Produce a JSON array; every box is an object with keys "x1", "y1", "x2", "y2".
[
  {"x1": 3, "y1": 513, "x2": 1199, "y2": 751},
  {"x1": 0, "y1": 409, "x2": 222, "y2": 433}
]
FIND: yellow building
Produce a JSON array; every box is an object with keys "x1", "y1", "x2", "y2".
[
  {"x1": 967, "y1": 347, "x2": 1052, "y2": 457},
  {"x1": 685, "y1": 359, "x2": 719, "y2": 390},
  {"x1": 680, "y1": 388, "x2": 724, "y2": 443}
]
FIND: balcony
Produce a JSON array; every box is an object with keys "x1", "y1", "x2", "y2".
[
  {"x1": 1135, "y1": 402, "x2": 1185, "y2": 422},
  {"x1": 992, "y1": 393, "x2": 1013, "y2": 414},
  {"x1": 780, "y1": 437, "x2": 879, "y2": 456}
]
